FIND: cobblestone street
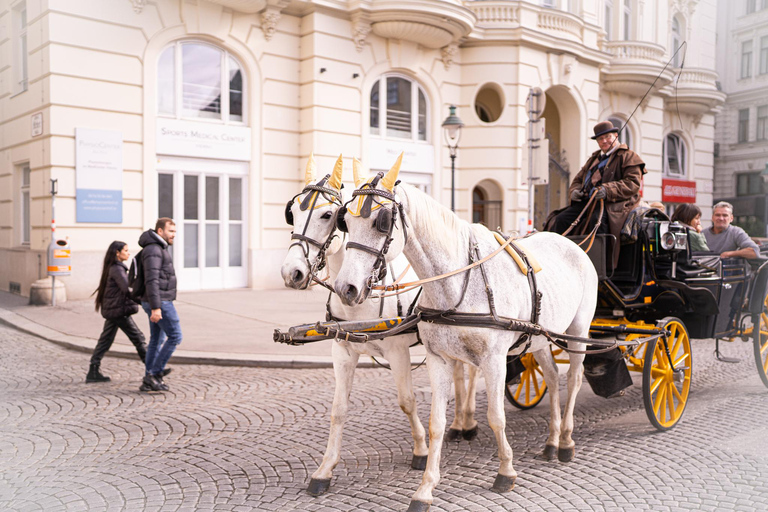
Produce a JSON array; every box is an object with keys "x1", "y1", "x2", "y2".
[{"x1": 1, "y1": 324, "x2": 767, "y2": 511}]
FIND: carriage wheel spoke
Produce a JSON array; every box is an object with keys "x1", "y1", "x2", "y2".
[
  {"x1": 667, "y1": 383, "x2": 677, "y2": 420},
  {"x1": 652, "y1": 377, "x2": 666, "y2": 414}
]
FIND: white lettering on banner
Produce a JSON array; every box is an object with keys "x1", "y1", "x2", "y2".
[
  {"x1": 156, "y1": 118, "x2": 251, "y2": 161},
  {"x1": 663, "y1": 185, "x2": 696, "y2": 197}
]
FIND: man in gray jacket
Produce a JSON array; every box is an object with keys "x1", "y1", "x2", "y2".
[
  {"x1": 703, "y1": 202, "x2": 760, "y2": 259},
  {"x1": 138, "y1": 218, "x2": 181, "y2": 392}
]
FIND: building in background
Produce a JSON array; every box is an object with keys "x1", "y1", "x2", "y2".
[
  {"x1": 0, "y1": 0, "x2": 723, "y2": 299},
  {"x1": 714, "y1": 0, "x2": 768, "y2": 237}
]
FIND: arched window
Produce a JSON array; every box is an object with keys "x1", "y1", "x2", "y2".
[
  {"x1": 608, "y1": 116, "x2": 632, "y2": 149},
  {"x1": 370, "y1": 75, "x2": 428, "y2": 141},
  {"x1": 623, "y1": 0, "x2": 632, "y2": 40},
  {"x1": 663, "y1": 133, "x2": 686, "y2": 177},
  {"x1": 671, "y1": 16, "x2": 682, "y2": 67},
  {"x1": 604, "y1": 0, "x2": 614, "y2": 41},
  {"x1": 158, "y1": 42, "x2": 245, "y2": 123},
  {"x1": 472, "y1": 181, "x2": 502, "y2": 229}
]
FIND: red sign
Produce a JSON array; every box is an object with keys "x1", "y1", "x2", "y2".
[{"x1": 662, "y1": 178, "x2": 696, "y2": 203}]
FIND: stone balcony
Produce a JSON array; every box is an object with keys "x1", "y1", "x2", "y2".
[
  {"x1": 601, "y1": 41, "x2": 675, "y2": 97},
  {"x1": 659, "y1": 68, "x2": 726, "y2": 116}
]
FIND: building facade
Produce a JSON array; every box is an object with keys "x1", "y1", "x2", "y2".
[
  {"x1": 714, "y1": 0, "x2": 768, "y2": 237},
  {"x1": 0, "y1": 0, "x2": 723, "y2": 299}
]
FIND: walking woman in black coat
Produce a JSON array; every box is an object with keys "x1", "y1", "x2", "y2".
[{"x1": 87, "y1": 241, "x2": 147, "y2": 383}]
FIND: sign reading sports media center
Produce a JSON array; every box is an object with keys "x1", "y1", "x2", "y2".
[{"x1": 75, "y1": 128, "x2": 123, "y2": 223}]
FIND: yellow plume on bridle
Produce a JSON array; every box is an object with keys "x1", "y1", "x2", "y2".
[
  {"x1": 304, "y1": 152, "x2": 317, "y2": 186},
  {"x1": 328, "y1": 154, "x2": 343, "y2": 190},
  {"x1": 352, "y1": 157, "x2": 365, "y2": 187},
  {"x1": 381, "y1": 152, "x2": 403, "y2": 192}
]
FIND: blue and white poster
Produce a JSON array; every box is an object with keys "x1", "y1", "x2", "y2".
[{"x1": 76, "y1": 128, "x2": 123, "y2": 223}]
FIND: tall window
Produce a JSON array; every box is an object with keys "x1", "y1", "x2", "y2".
[
  {"x1": 608, "y1": 116, "x2": 632, "y2": 149},
  {"x1": 671, "y1": 17, "x2": 682, "y2": 67},
  {"x1": 747, "y1": 0, "x2": 757, "y2": 14},
  {"x1": 19, "y1": 164, "x2": 30, "y2": 245},
  {"x1": 604, "y1": 0, "x2": 614, "y2": 41},
  {"x1": 737, "y1": 173, "x2": 764, "y2": 196},
  {"x1": 761, "y1": 36, "x2": 768, "y2": 75},
  {"x1": 663, "y1": 134, "x2": 686, "y2": 177},
  {"x1": 738, "y1": 108, "x2": 750, "y2": 143},
  {"x1": 369, "y1": 75, "x2": 428, "y2": 141},
  {"x1": 623, "y1": 0, "x2": 632, "y2": 40},
  {"x1": 757, "y1": 105, "x2": 767, "y2": 140},
  {"x1": 157, "y1": 42, "x2": 245, "y2": 123},
  {"x1": 742, "y1": 40, "x2": 753, "y2": 79},
  {"x1": 13, "y1": 2, "x2": 27, "y2": 93}
]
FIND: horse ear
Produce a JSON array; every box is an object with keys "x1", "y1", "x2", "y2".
[
  {"x1": 328, "y1": 154, "x2": 343, "y2": 190},
  {"x1": 381, "y1": 152, "x2": 402, "y2": 191},
  {"x1": 304, "y1": 152, "x2": 317, "y2": 186},
  {"x1": 353, "y1": 157, "x2": 365, "y2": 187}
]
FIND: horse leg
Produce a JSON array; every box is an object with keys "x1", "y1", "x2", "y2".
[
  {"x1": 482, "y1": 353, "x2": 517, "y2": 492},
  {"x1": 461, "y1": 365, "x2": 479, "y2": 440},
  {"x1": 408, "y1": 354, "x2": 452, "y2": 511},
  {"x1": 308, "y1": 342, "x2": 360, "y2": 496},
  {"x1": 385, "y1": 344, "x2": 428, "y2": 470},
  {"x1": 532, "y1": 347, "x2": 561, "y2": 460},
  {"x1": 445, "y1": 361, "x2": 466, "y2": 441},
  {"x1": 558, "y1": 342, "x2": 585, "y2": 462}
]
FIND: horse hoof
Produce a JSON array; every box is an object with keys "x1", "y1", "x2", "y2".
[
  {"x1": 445, "y1": 428, "x2": 462, "y2": 442},
  {"x1": 540, "y1": 444, "x2": 558, "y2": 460},
  {"x1": 407, "y1": 499, "x2": 431, "y2": 512},
  {"x1": 558, "y1": 446, "x2": 575, "y2": 462},
  {"x1": 462, "y1": 426, "x2": 478, "y2": 441},
  {"x1": 307, "y1": 478, "x2": 331, "y2": 496},
  {"x1": 411, "y1": 455, "x2": 428, "y2": 470},
  {"x1": 491, "y1": 473, "x2": 516, "y2": 493}
]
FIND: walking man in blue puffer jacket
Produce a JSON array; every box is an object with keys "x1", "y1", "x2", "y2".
[{"x1": 137, "y1": 217, "x2": 181, "y2": 392}]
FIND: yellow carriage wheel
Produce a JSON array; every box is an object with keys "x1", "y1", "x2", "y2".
[
  {"x1": 754, "y1": 294, "x2": 768, "y2": 389},
  {"x1": 642, "y1": 317, "x2": 692, "y2": 431},
  {"x1": 505, "y1": 352, "x2": 548, "y2": 410}
]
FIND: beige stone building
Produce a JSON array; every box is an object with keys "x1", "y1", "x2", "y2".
[
  {"x1": 0, "y1": 0, "x2": 723, "y2": 299},
  {"x1": 714, "y1": 0, "x2": 768, "y2": 237}
]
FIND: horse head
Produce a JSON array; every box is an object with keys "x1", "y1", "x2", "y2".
[
  {"x1": 281, "y1": 153, "x2": 344, "y2": 289},
  {"x1": 334, "y1": 153, "x2": 408, "y2": 305}
]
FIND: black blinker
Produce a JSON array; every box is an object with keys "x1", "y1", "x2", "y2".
[
  {"x1": 376, "y1": 209, "x2": 392, "y2": 234},
  {"x1": 284, "y1": 201, "x2": 294, "y2": 226}
]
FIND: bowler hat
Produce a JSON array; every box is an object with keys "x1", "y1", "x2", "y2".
[{"x1": 591, "y1": 120, "x2": 619, "y2": 139}]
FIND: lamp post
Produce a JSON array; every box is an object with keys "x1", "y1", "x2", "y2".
[{"x1": 442, "y1": 105, "x2": 464, "y2": 212}]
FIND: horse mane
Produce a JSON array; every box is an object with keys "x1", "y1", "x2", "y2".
[{"x1": 397, "y1": 183, "x2": 472, "y2": 255}]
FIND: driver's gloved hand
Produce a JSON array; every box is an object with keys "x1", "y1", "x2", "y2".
[
  {"x1": 570, "y1": 189, "x2": 585, "y2": 202},
  {"x1": 592, "y1": 187, "x2": 607, "y2": 200}
]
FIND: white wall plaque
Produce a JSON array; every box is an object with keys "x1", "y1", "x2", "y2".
[
  {"x1": 369, "y1": 138, "x2": 434, "y2": 173},
  {"x1": 156, "y1": 118, "x2": 252, "y2": 161},
  {"x1": 76, "y1": 128, "x2": 123, "y2": 223},
  {"x1": 31, "y1": 112, "x2": 43, "y2": 137}
]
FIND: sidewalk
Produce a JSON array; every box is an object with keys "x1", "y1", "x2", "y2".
[{"x1": 0, "y1": 288, "x2": 426, "y2": 368}]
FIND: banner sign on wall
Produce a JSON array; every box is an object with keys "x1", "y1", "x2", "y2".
[
  {"x1": 76, "y1": 128, "x2": 123, "y2": 223},
  {"x1": 156, "y1": 118, "x2": 252, "y2": 161},
  {"x1": 662, "y1": 178, "x2": 696, "y2": 203}
]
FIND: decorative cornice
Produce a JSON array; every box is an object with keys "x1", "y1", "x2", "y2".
[
  {"x1": 441, "y1": 43, "x2": 459, "y2": 70},
  {"x1": 130, "y1": 0, "x2": 145, "y2": 14}
]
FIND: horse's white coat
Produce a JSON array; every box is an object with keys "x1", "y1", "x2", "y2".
[
  {"x1": 279, "y1": 167, "x2": 479, "y2": 494},
  {"x1": 334, "y1": 181, "x2": 598, "y2": 508}
]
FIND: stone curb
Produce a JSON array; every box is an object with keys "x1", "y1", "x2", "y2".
[{"x1": 0, "y1": 309, "x2": 423, "y2": 369}]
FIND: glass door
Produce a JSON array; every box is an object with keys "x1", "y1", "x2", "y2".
[{"x1": 158, "y1": 171, "x2": 246, "y2": 290}]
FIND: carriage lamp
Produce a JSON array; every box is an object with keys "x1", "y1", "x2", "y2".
[{"x1": 442, "y1": 105, "x2": 464, "y2": 212}]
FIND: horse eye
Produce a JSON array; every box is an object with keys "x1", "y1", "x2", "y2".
[{"x1": 321, "y1": 212, "x2": 332, "y2": 219}]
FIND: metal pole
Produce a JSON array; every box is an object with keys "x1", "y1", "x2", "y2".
[
  {"x1": 450, "y1": 150, "x2": 457, "y2": 212},
  {"x1": 527, "y1": 116, "x2": 534, "y2": 232},
  {"x1": 50, "y1": 179, "x2": 57, "y2": 307}
]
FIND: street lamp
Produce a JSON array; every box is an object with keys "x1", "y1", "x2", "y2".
[{"x1": 442, "y1": 105, "x2": 464, "y2": 212}]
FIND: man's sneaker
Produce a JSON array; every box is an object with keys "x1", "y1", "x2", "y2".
[
  {"x1": 139, "y1": 374, "x2": 168, "y2": 392},
  {"x1": 161, "y1": 368, "x2": 172, "y2": 377}
]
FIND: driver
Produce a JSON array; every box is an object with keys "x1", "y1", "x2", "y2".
[
  {"x1": 703, "y1": 201, "x2": 759, "y2": 259},
  {"x1": 547, "y1": 120, "x2": 646, "y2": 265}
]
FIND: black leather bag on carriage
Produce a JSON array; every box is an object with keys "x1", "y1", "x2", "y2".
[{"x1": 582, "y1": 347, "x2": 633, "y2": 398}]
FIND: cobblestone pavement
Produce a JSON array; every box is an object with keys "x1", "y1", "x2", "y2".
[{"x1": 1, "y1": 325, "x2": 767, "y2": 512}]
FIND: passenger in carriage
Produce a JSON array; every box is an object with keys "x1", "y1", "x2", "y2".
[
  {"x1": 546, "y1": 120, "x2": 646, "y2": 265},
  {"x1": 703, "y1": 201, "x2": 760, "y2": 259},
  {"x1": 670, "y1": 203, "x2": 709, "y2": 252}
]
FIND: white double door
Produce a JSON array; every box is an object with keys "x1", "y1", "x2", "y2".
[{"x1": 158, "y1": 159, "x2": 247, "y2": 290}]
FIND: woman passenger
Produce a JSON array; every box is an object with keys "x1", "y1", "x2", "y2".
[{"x1": 671, "y1": 203, "x2": 709, "y2": 252}]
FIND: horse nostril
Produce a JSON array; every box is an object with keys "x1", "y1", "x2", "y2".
[
  {"x1": 344, "y1": 285, "x2": 358, "y2": 304},
  {"x1": 292, "y1": 269, "x2": 305, "y2": 284}
]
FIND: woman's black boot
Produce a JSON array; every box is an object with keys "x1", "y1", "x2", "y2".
[{"x1": 86, "y1": 363, "x2": 111, "y2": 383}]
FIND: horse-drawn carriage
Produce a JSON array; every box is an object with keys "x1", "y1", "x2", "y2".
[{"x1": 504, "y1": 211, "x2": 768, "y2": 430}]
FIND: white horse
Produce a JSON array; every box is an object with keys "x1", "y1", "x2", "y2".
[
  {"x1": 280, "y1": 155, "x2": 479, "y2": 497},
  {"x1": 333, "y1": 155, "x2": 598, "y2": 511}
]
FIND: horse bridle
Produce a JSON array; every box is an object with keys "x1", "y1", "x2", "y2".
[
  {"x1": 285, "y1": 175, "x2": 343, "y2": 289},
  {"x1": 335, "y1": 173, "x2": 408, "y2": 291}
]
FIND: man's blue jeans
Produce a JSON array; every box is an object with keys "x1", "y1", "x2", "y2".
[{"x1": 141, "y1": 301, "x2": 183, "y2": 377}]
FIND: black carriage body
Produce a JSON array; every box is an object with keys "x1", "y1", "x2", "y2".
[{"x1": 577, "y1": 216, "x2": 768, "y2": 341}]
